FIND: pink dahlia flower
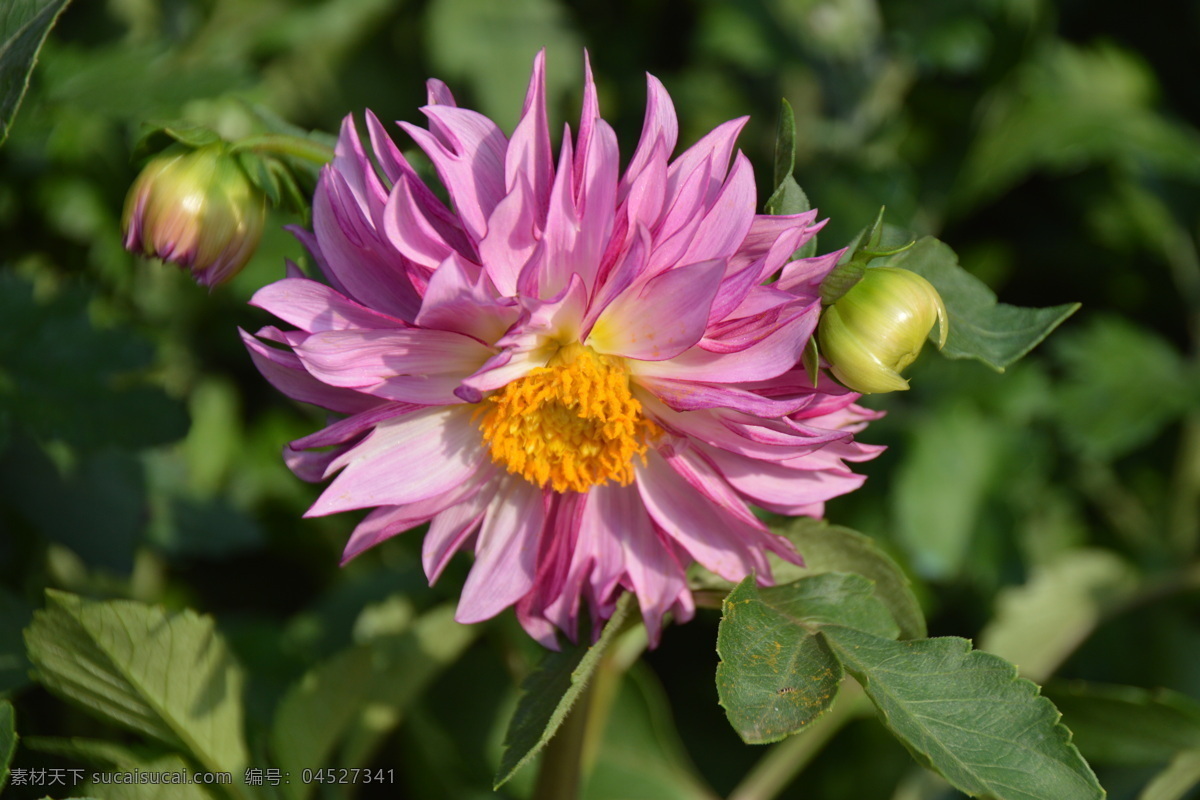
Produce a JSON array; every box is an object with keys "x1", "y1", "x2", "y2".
[{"x1": 243, "y1": 52, "x2": 881, "y2": 647}]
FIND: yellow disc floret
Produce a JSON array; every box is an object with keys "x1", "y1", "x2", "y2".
[{"x1": 477, "y1": 344, "x2": 660, "y2": 493}]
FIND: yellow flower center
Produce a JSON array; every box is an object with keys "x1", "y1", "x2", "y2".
[{"x1": 477, "y1": 344, "x2": 660, "y2": 493}]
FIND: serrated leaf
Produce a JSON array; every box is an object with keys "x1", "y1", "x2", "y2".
[
  {"x1": 980, "y1": 549, "x2": 1139, "y2": 682},
  {"x1": 0, "y1": 0, "x2": 72, "y2": 145},
  {"x1": 495, "y1": 593, "x2": 635, "y2": 788},
  {"x1": 716, "y1": 573, "x2": 897, "y2": 744},
  {"x1": 271, "y1": 604, "x2": 475, "y2": 800},
  {"x1": 1, "y1": 699, "x2": 15, "y2": 793},
  {"x1": 1044, "y1": 682, "x2": 1200, "y2": 767},
  {"x1": 24, "y1": 591, "x2": 249, "y2": 780},
  {"x1": 1140, "y1": 749, "x2": 1200, "y2": 800},
  {"x1": 824, "y1": 627, "x2": 1104, "y2": 800},
  {"x1": 884, "y1": 237, "x2": 1079, "y2": 371},
  {"x1": 772, "y1": 517, "x2": 927, "y2": 639}
]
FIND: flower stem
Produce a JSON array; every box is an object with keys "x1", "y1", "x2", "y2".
[
  {"x1": 531, "y1": 677, "x2": 593, "y2": 800},
  {"x1": 727, "y1": 679, "x2": 866, "y2": 800},
  {"x1": 231, "y1": 134, "x2": 335, "y2": 165}
]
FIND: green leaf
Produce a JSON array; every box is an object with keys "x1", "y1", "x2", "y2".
[
  {"x1": 824, "y1": 627, "x2": 1104, "y2": 800},
  {"x1": 884, "y1": 237, "x2": 1079, "y2": 372},
  {"x1": 716, "y1": 573, "x2": 897, "y2": 744},
  {"x1": 1140, "y1": 749, "x2": 1200, "y2": 800},
  {"x1": 764, "y1": 98, "x2": 817, "y2": 258},
  {"x1": 271, "y1": 604, "x2": 476, "y2": 800},
  {"x1": 24, "y1": 590, "x2": 249, "y2": 780},
  {"x1": 980, "y1": 550, "x2": 1139, "y2": 683},
  {"x1": 495, "y1": 593, "x2": 635, "y2": 788},
  {"x1": 1044, "y1": 682, "x2": 1200, "y2": 767},
  {"x1": 0, "y1": 0, "x2": 72, "y2": 145},
  {"x1": 772, "y1": 517, "x2": 926, "y2": 639},
  {"x1": 1, "y1": 699, "x2": 15, "y2": 793},
  {"x1": 83, "y1": 752, "x2": 222, "y2": 800}
]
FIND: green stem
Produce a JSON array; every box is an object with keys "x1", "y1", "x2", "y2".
[
  {"x1": 532, "y1": 678, "x2": 593, "y2": 800},
  {"x1": 727, "y1": 680, "x2": 867, "y2": 800},
  {"x1": 531, "y1": 622, "x2": 647, "y2": 800},
  {"x1": 231, "y1": 134, "x2": 334, "y2": 165}
]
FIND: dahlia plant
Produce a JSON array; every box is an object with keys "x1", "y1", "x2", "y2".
[{"x1": 242, "y1": 52, "x2": 881, "y2": 647}]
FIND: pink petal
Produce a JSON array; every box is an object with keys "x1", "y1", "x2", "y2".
[
  {"x1": 250, "y1": 278, "x2": 409, "y2": 333},
  {"x1": 677, "y1": 152, "x2": 757, "y2": 265},
  {"x1": 400, "y1": 106, "x2": 508, "y2": 245},
  {"x1": 456, "y1": 478, "x2": 546, "y2": 623},
  {"x1": 620, "y1": 73, "x2": 678, "y2": 202},
  {"x1": 307, "y1": 406, "x2": 486, "y2": 515},
  {"x1": 505, "y1": 50, "x2": 553, "y2": 218},
  {"x1": 240, "y1": 328, "x2": 381, "y2": 415},
  {"x1": 415, "y1": 252, "x2": 519, "y2": 343},
  {"x1": 634, "y1": 449, "x2": 770, "y2": 581},
  {"x1": 581, "y1": 484, "x2": 688, "y2": 646},
  {"x1": 588, "y1": 259, "x2": 724, "y2": 361}
]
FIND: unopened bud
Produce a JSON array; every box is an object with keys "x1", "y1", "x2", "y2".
[
  {"x1": 122, "y1": 145, "x2": 266, "y2": 287},
  {"x1": 817, "y1": 267, "x2": 948, "y2": 393}
]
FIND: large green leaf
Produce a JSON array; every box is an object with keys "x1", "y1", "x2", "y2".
[
  {"x1": 772, "y1": 517, "x2": 926, "y2": 639},
  {"x1": 24, "y1": 591, "x2": 249, "y2": 782},
  {"x1": 1, "y1": 699, "x2": 15, "y2": 793},
  {"x1": 271, "y1": 604, "x2": 476, "y2": 800},
  {"x1": 884, "y1": 237, "x2": 1079, "y2": 372},
  {"x1": 495, "y1": 593, "x2": 635, "y2": 788},
  {"x1": 824, "y1": 627, "x2": 1104, "y2": 800},
  {"x1": 0, "y1": 0, "x2": 71, "y2": 145},
  {"x1": 1044, "y1": 682, "x2": 1200, "y2": 767},
  {"x1": 716, "y1": 573, "x2": 897, "y2": 744}
]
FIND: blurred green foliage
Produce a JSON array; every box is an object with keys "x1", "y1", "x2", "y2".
[{"x1": 3, "y1": 0, "x2": 1200, "y2": 799}]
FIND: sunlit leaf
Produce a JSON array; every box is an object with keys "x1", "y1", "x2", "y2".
[
  {"x1": 772, "y1": 517, "x2": 927, "y2": 639},
  {"x1": 824, "y1": 627, "x2": 1104, "y2": 800},
  {"x1": 495, "y1": 593, "x2": 635, "y2": 788},
  {"x1": 24, "y1": 591, "x2": 249, "y2": 778},
  {"x1": 884, "y1": 237, "x2": 1079, "y2": 372},
  {"x1": 0, "y1": 0, "x2": 71, "y2": 145},
  {"x1": 716, "y1": 573, "x2": 897, "y2": 744}
]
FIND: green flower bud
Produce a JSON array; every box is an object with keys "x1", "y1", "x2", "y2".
[
  {"x1": 817, "y1": 266, "x2": 948, "y2": 393},
  {"x1": 122, "y1": 145, "x2": 266, "y2": 287}
]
